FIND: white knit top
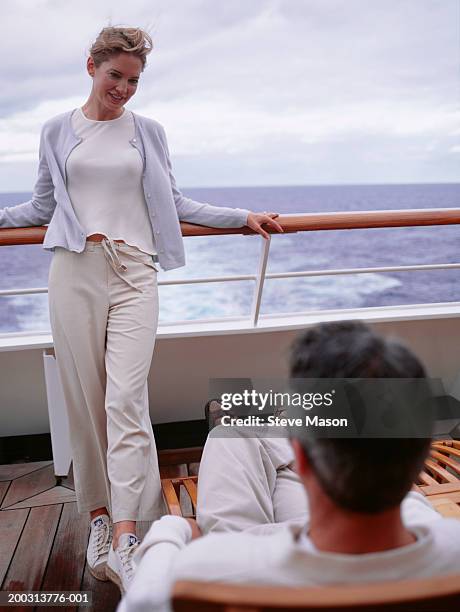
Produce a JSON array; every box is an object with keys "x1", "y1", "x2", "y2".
[{"x1": 66, "y1": 107, "x2": 157, "y2": 256}]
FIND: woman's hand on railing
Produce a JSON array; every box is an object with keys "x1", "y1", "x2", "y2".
[{"x1": 246, "y1": 211, "x2": 284, "y2": 239}]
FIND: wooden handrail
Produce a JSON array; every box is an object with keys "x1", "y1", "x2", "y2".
[{"x1": 1, "y1": 208, "x2": 460, "y2": 246}]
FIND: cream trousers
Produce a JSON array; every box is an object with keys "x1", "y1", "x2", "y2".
[
  {"x1": 196, "y1": 426, "x2": 309, "y2": 535},
  {"x1": 196, "y1": 428, "x2": 439, "y2": 536},
  {"x1": 48, "y1": 238, "x2": 163, "y2": 522}
]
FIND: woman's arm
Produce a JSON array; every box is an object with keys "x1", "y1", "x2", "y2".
[
  {"x1": 0, "y1": 126, "x2": 57, "y2": 228},
  {"x1": 158, "y1": 126, "x2": 283, "y2": 238}
]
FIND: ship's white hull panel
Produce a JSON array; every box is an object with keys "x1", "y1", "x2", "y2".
[{"x1": 1, "y1": 304, "x2": 459, "y2": 436}]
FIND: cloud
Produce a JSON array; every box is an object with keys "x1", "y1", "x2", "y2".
[{"x1": 0, "y1": 0, "x2": 458, "y2": 187}]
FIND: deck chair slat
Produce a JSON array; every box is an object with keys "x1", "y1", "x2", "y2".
[
  {"x1": 425, "y1": 459, "x2": 459, "y2": 483},
  {"x1": 172, "y1": 574, "x2": 460, "y2": 611},
  {"x1": 417, "y1": 470, "x2": 438, "y2": 486},
  {"x1": 159, "y1": 448, "x2": 203, "y2": 467},
  {"x1": 426, "y1": 490, "x2": 460, "y2": 503},
  {"x1": 162, "y1": 479, "x2": 183, "y2": 516},
  {"x1": 160, "y1": 464, "x2": 189, "y2": 479},
  {"x1": 183, "y1": 478, "x2": 198, "y2": 511},
  {"x1": 429, "y1": 498, "x2": 460, "y2": 519},
  {"x1": 429, "y1": 450, "x2": 460, "y2": 476},
  {"x1": 419, "y1": 482, "x2": 460, "y2": 497},
  {"x1": 432, "y1": 444, "x2": 460, "y2": 460}
]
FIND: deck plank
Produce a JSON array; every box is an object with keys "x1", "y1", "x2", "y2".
[
  {"x1": 40, "y1": 502, "x2": 88, "y2": 612},
  {"x1": 0, "y1": 461, "x2": 53, "y2": 483},
  {"x1": 0, "y1": 455, "x2": 203, "y2": 607},
  {"x1": 60, "y1": 465, "x2": 75, "y2": 491},
  {"x1": 6, "y1": 486, "x2": 76, "y2": 510},
  {"x1": 0, "y1": 508, "x2": 29, "y2": 588},
  {"x1": 0, "y1": 481, "x2": 10, "y2": 506},
  {"x1": 2, "y1": 504, "x2": 61, "y2": 591},
  {"x1": 79, "y1": 566, "x2": 120, "y2": 612},
  {"x1": 1, "y1": 464, "x2": 57, "y2": 509}
]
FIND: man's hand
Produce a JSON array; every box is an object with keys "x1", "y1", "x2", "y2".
[
  {"x1": 246, "y1": 212, "x2": 284, "y2": 240},
  {"x1": 185, "y1": 518, "x2": 203, "y2": 540}
]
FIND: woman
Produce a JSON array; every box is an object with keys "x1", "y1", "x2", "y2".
[{"x1": 0, "y1": 26, "x2": 282, "y2": 593}]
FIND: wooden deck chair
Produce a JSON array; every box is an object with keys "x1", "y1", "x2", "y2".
[
  {"x1": 415, "y1": 440, "x2": 460, "y2": 518},
  {"x1": 161, "y1": 440, "x2": 460, "y2": 519},
  {"x1": 162, "y1": 475, "x2": 198, "y2": 517},
  {"x1": 160, "y1": 440, "x2": 460, "y2": 611},
  {"x1": 171, "y1": 575, "x2": 460, "y2": 611}
]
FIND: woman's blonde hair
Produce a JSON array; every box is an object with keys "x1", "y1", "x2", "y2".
[{"x1": 89, "y1": 26, "x2": 153, "y2": 70}]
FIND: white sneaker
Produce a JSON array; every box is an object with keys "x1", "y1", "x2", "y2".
[
  {"x1": 87, "y1": 514, "x2": 112, "y2": 581},
  {"x1": 106, "y1": 533, "x2": 140, "y2": 594}
]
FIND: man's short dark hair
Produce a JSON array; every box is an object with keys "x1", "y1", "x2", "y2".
[{"x1": 289, "y1": 321, "x2": 431, "y2": 513}]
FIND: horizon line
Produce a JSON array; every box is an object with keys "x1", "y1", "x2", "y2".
[{"x1": 1, "y1": 180, "x2": 460, "y2": 196}]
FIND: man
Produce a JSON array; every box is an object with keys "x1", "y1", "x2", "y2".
[{"x1": 118, "y1": 321, "x2": 460, "y2": 611}]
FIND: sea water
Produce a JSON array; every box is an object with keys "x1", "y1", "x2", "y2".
[{"x1": 1, "y1": 183, "x2": 459, "y2": 333}]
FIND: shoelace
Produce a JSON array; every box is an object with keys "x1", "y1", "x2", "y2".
[
  {"x1": 92, "y1": 522, "x2": 112, "y2": 557},
  {"x1": 118, "y1": 541, "x2": 139, "y2": 581}
]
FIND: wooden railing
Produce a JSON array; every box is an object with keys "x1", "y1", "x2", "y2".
[{"x1": 1, "y1": 208, "x2": 460, "y2": 246}]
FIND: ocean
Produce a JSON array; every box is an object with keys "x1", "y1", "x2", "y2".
[{"x1": 1, "y1": 183, "x2": 459, "y2": 333}]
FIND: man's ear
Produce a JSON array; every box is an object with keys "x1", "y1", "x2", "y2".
[{"x1": 291, "y1": 438, "x2": 310, "y2": 478}]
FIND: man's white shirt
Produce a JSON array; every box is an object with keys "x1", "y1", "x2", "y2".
[{"x1": 117, "y1": 492, "x2": 460, "y2": 612}]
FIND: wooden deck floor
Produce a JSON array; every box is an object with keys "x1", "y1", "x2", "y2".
[
  {"x1": 3, "y1": 441, "x2": 458, "y2": 611},
  {"x1": 0, "y1": 450, "x2": 202, "y2": 611}
]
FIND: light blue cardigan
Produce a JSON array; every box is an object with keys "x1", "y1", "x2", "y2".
[{"x1": 0, "y1": 109, "x2": 250, "y2": 270}]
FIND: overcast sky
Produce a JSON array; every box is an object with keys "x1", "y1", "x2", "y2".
[{"x1": 1, "y1": 0, "x2": 459, "y2": 190}]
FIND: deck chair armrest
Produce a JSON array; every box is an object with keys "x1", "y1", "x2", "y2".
[{"x1": 162, "y1": 476, "x2": 198, "y2": 517}]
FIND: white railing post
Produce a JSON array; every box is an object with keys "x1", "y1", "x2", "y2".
[
  {"x1": 251, "y1": 236, "x2": 271, "y2": 327},
  {"x1": 42, "y1": 348, "x2": 72, "y2": 477}
]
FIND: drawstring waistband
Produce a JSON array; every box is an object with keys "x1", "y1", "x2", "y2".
[{"x1": 99, "y1": 237, "x2": 155, "y2": 293}]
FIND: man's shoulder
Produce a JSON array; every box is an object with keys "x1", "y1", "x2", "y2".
[
  {"x1": 429, "y1": 516, "x2": 460, "y2": 540},
  {"x1": 415, "y1": 518, "x2": 460, "y2": 575}
]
